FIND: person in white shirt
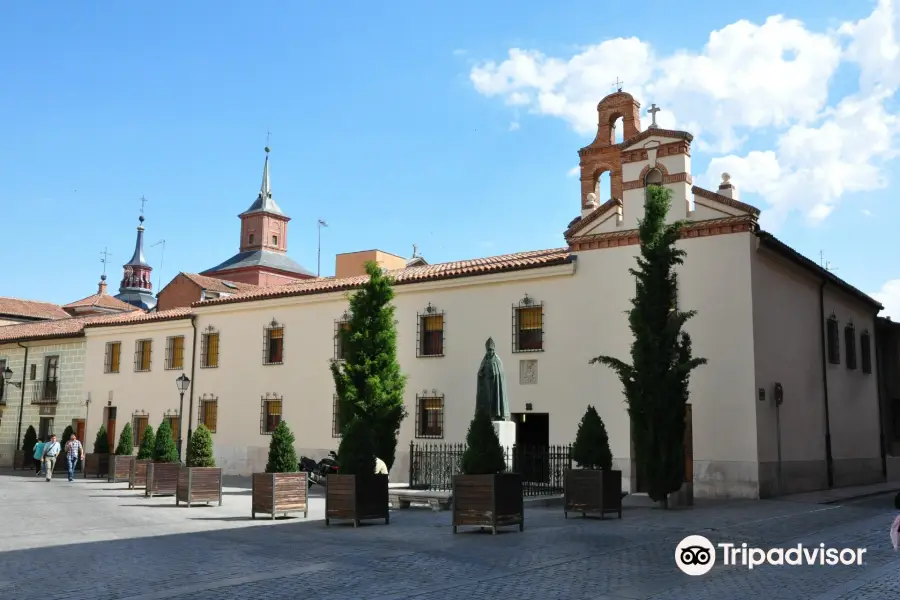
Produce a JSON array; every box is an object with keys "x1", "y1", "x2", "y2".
[{"x1": 41, "y1": 434, "x2": 61, "y2": 482}]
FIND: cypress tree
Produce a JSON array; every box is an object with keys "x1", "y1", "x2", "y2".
[
  {"x1": 571, "y1": 405, "x2": 613, "y2": 470},
  {"x1": 461, "y1": 408, "x2": 506, "y2": 475},
  {"x1": 93, "y1": 425, "x2": 110, "y2": 454},
  {"x1": 264, "y1": 420, "x2": 298, "y2": 473},
  {"x1": 590, "y1": 185, "x2": 706, "y2": 506},
  {"x1": 331, "y1": 261, "x2": 407, "y2": 471},
  {"x1": 136, "y1": 425, "x2": 155, "y2": 460},
  {"x1": 186, "y1": 424, "x2": 216, "y2": 467},
  {"x1": 60, "y1": 425, "x2": 74, "y2": 445},
  {"x1": 22, "y1": 425, "x2": 37, "y2": 457},
  {"x1": 336, "y1": 417, "x2": 376, "y2": 475},
  {"x1": 152, "y1": 420, "x2": 179, "y2": 463},
  {"x1": 115, "y1": 422, "x2": 134, "y2": 455}
]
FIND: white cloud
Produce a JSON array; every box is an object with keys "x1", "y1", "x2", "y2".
[
  {"x1": 873, "y1": 278, "x2": 900, "y2": 318},
  {"x1": 469, "y1": 0, "x2": 900, "y2": 226},
  {"x1": 862, "y1": 208, "x2": 874, "y2": 217},
  {"x1": 509, "y1": 121, "x2": 521, "y2": 132},
  {"x1": 452, "y1": 49, "x2": 468, "y2": 56},
  {"x1": 567, "y1": 166, "x2": 580, "y2": 177}
]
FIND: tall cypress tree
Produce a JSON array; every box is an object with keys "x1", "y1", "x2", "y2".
[
  {"x1": 22, "y1": 425, "x2": 37, "y2": 457},
  {"x1": 136, "y1": 425, "x2": 155, "y2": 460},
  {"x1": 93, "y1": 425, "x2": 110, "y2": 454},
  {"x1": 265, "y1": 420, "x2": 298, "y2": 473},
  {"x1": 115, "y1": 422, "x2": 134, "y2": 455},
  {"x1": 152, "y1": 420, "x2": 179, "y2": 463},
  {"x1": 331, "y1": 261, "x2": 407, "y2": 471},
  {"x1": 590, "y1": 185, "x2": 706, "y2": 506}
]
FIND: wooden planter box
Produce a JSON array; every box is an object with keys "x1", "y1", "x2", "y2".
[
  {"x1": 83, "y1": 453, "x2": 111, "y2": 479},
  {"x1": 564, "y1": 469, "x2": 623, "y2": 519},
  {"x1": 177, "y1": 467, "x2": 223, "y2": 507},
  {"x1": 108, "y1": 455, "x2": 135, "y2": 483},
  {"x1": 145, "y1": 462, "x2": 181, "y2": 497},
  {"x1": 252, "y1": 472, "x2": 308, "y2": 519},
  {"x1": 130, "y1": 459, "x2": 152, "y2": 489},
  {"x1": 452, "y1": 473, "x2": 524, "y2": 534},
  {"x1": 325, "y1": 473, "x2": 390, "y2": 527}
]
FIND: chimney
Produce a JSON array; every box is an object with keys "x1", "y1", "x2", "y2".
[
  {"x1": 98, "y1": 274, "x2": 108, "y2": 295},
  {"x1": 718, "y1": 172, "x2": 740, "y2": 201}
]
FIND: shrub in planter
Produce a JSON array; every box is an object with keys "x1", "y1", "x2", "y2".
[
  {"x1": 14, "y1": 426, "x2": 37, "y2": 471},
  {"x1": 130, "y1": 424, "x2": 155, "y2": 489},
  {"x1": 177, "y1": 424, "x2": 222, "y2": 507},
  {"x1": 564, "y1": 405, "x2": 622, "y2": 519},
  {"x1": 109, "y1": 422, "x2": 135, "y2": 483},
  {"x1": 252, "y1": 421, "x2": 307, "y2": 519},
  {"x1": 84, "y1": 425, "x2": 111, "y2": 478},
  {"x1": 453, "y1": 408, "x2": 523, "y2": 534},
  {"x1": 146, "y1": 420, "x2": 180, "y2": 497},
  {"x1": 325, "y1": 417, "x2": 389, "y2": 527}
]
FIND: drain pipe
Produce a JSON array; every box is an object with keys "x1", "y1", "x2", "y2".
[
  {"x1": 186, "y1": 314, "x2": 198, "y2": 445},
  {"x1": 819, "y1": 280, "x2": 834, "y2": 488},
  {"x1": 873, "y1": 316, "x2": 887, "y2": 479},
  {"x1": 14, "y1": 342, "x2": 29, "y2": 451}
]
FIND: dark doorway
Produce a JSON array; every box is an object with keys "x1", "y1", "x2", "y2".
[
  {"x1": 39, "y1": 417, "x2": 54, "y2": 440},
  {"x1": 104, "y1": 407, "x2": 117, "y2": 450},
  {"x1": 511, "y1": 412, "x2": 549, "y2": 483}
]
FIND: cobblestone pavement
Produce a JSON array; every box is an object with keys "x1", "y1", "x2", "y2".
[{"x1": 1, "y1": 471, "x2": 900, "y2": 599}]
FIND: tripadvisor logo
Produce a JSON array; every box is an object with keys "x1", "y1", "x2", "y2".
[{"x1": 675, "y1": 535, "x2": 867, "y2": 576}]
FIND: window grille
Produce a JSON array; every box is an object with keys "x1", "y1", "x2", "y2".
[
  {"x1": 845, "y1": 322, "x2": 857, "y2": 370},
  {"x1": 332, "y1": 394, "x2": 342, "y2": 438},
  {"x1": 512, "y1": 295, "x2": 544, "y2": 352},
  {"x1": 104, "y1": 342, "x2": 121, "y2": 373},
  {"x1": 416, "y1": 303, "x2": 445, "y2": 357},
  {"x1": 199, "y1": 396, "x2": 218, "y2": 433},
  {"x1": 334, "y1": 311, "x2": 351, "y2": 360},
  {"x1": 826, "y1": 314, "x2": 840, "y2": 364},
  {"x1": 415, "y1": 391, "x2": 444, "y2": 439},
  {"x1": 132, "y1": 412, "x2": 149, "y2": 446},
  {"x1": 263, "y1": 319, "x2": 284, "y2": 365},
  {"x1": 260, "y1": 395, "x2": 282, "y2": 435},
  {"x1": 201, "y1": 326, "x2": 219, "y2": 369},
  {"x1": 134, "y1": 339, "x2": 152, "y2": 372},
  {"x1": 165, "y1": 336, "x2": 185, "y2": 370}
]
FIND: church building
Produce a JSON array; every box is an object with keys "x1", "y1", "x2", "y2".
[{"x1": 1, "y1": 92, "x2": 892, "y2": 502}]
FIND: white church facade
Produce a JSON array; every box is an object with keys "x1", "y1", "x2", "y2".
[{"x1": 0, "y1": 92, "x2": 884, "y2": 500}]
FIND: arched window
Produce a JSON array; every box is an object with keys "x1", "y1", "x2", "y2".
[{"x1": 644, "y1": 168, "x2": 663, "y2": 204}]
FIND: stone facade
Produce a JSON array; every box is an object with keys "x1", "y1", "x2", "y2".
[{"x1": 0, "y1": 339, "x2": 87, "y2": 465}]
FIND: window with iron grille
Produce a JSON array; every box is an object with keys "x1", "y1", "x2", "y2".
[
  {"x1": 260, "y1": 396, "x2": 282, "y2": 434},
  {"x1": 165, "y1": 336, "x2": 185, "y2": 370},
  {"x1": 263, "y1": 320, "x2": 284, "y2": 365},
  {"x1": 845, "y1": 322, "x2": 857, "y2": 370},
  {"x1": 200, "y1": 326, "x2": 219, "y2": 369},
  {"x1": 165, "y1": 413, "x2": 179, "y2": 441},
  {"x1": 104, "y1": 342, "x2": 121, "y2": 373},
  {"x1": 332, "y1": 394, "x2": 342, "y2": 437},
  {"x1": 512, "y1": 295, "x2": 544, "y2": 352},
  {"x1": 132, "y1": 412, "x2": 148, "y2": 447},
  {"x1": 415, "y1": 392, "x2": 444, "y2": 439},
  {"x1": 334, "y1": 314, "x2": 350, "y2": 360},
  {"x1": 134, "y1": 339, "x2": 152, "y2": 372},
  {"x1": 826, "y1": 314, "x2": 840, "y2": 364},
  {"x1": 30, "y1": 364, "x2": 36, "y2": 380},
  {"x1": 416, "y1": 303, "x2": 445, "y2": 357},
  {"x1": 199, "y1": 397, "x2": 218, "y2": 433},
  {"x1": 861, "y1": 330, "x2": 873, "y2": 374}
]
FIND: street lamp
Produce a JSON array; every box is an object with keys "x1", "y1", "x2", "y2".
[
  {"x1": 175, "y1": 373, "x2": 191, "y2": 460},
  {"x1": 5, "y1": 367, "x2": 24, "y2": 459}
]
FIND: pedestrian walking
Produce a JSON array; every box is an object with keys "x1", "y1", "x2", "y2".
[
  {"x1": 64, "y1": 433, "x2": 84, "y2": 482},
  {"x1": 41, "y1": 434, "x2": 61, "y2": 482},
  {"x1": 32, "y1": 437, "x2": 45, "y2": 475}
]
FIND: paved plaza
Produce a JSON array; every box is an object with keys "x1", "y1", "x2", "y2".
[{"x1": 1, "y1": 471, "x2": 900, "y2": 599}]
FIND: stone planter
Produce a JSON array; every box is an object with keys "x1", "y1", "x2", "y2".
[
  {"x1": 108, "y1": 455, "x2": 135, "y2": 483},
  {"x1": 83, "y1": 453, "x2": 111, "y2": 479},
  {"x1": 129, "y1": 459, "x2": 152, "y2": 489},
  {"x1": 177, "y1": 467, "x2": 223, "y2": 507},
  {"x1": 325, "y1": 473, "x2": 389, "y2": 527},
  {"x1": 563, "y1": 469, "x2": 622, "y2": 519},
  {"x1": 145, "y1": 462, "x2": 180, "y2": 497},
  {"x1": 252, "y1": 472, "x2": 308, "y2": 519},
  {"x1": 452, "y1": 473, "x2": 523, "y2": 534}
]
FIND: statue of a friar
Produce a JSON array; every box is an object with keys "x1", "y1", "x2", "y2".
[{"x1": 476, "y1": 337, "x2": 510, "y2": 421}]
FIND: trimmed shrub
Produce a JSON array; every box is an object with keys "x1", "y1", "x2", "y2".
[
  {"x1": 571, "y1": 405, "x2": 613, "y2": 470},
  {"x1": 186, "y1": 424, "x2": 216, "y2": 467},
  {"x1": 115, "y1": 422, "x2": 134, "y2": 456},
  {"x1": 336, "y1": 417, "x2": 376, "y2": 476},
  {"x1": 152, "y1": 420, "x2": 179, "y2": 463},
  {"x1": 460, "y1": 408, "x2": 506, "y2": 475},
  {"x1": 136, "y1": 425, "x2": 155, "y2": 460},
  {"x1": 93, "y1": 425, "x2": 110, "y2": 454},
  {"x1": 22, "y1": 425, "x2": 37, "y2": 457},
  {"x1": 264, "y1": 421, "x2": 298, "y2": 473}
]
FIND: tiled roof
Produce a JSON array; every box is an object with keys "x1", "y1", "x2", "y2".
[
  {"x1": 564, "y1": 199, "x2": 622, "y2": 238},
  {"x1": 83, "y1": 307, "x2": 193, "y2": 329},
  {"x1": 62, "y1": 293, "x2": 142, "y2": 312},
  {"x1": 0, "y1": 297, "x2": 70, "y2": 321},
  {"x1": 179, "y1": 273, "x2": 259, "y2": 293},
  {"x1": 203, "y1": 249, "x2": 315, "y2": 277},
  {"x1": 195, "y1": 248, "x2": 574, "y2": 308},
  {"x1": 692, "y1": 186, "x2": 762, "y2": 217}
]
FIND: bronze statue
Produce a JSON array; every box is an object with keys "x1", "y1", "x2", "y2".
[{"x1": 476, "y1": 337, "x2": 510, "y2": 421}]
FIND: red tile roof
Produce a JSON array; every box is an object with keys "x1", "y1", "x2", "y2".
[
  {"x1": 179, "y1": 273, "x2": 259, "y2": 293},
  {"x1": 62, "y1": 293, "x2": 142, "y2": 312},
  {"x1": 0, "y1": 308, "x2": 192, "y2": 344},
  {"x1": 194, "y1": 248, "x2": 574, "y2": 308},
  {"x1": 83, "y1": 307, "x2": 193, "y2": 329},
  {"x1": 0, "y1": 297, "x2": 70, "y2": 321}
]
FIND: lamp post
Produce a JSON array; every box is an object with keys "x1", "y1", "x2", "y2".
[
  {"x1": 4, "y1": 367, "x2": 24, "y2": 456},
  {"x1": 175, "y1": 373, "x2": 191, "y2": 460}
]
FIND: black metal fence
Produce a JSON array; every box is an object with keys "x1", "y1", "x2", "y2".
[{"x1": 408, "y1": 441, "x2": 572, "y2": 497}]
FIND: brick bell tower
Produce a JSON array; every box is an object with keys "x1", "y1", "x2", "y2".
[{"x1": 577, "y1": 90, "x2": 642, "y2": 215}]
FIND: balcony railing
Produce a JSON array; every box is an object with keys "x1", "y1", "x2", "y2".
[{"x1": 32, "y1": 380, "x2": 59, "y2": 405}]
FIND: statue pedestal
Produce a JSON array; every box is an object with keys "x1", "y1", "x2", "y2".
[{"x1": 493, "y1": 420, "x2": 516, "y2": 472}]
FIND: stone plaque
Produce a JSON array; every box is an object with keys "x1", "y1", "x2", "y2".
[
  {"x1": 39, "y1": 406, "x2": 56, "y2": 416},
  {"x1": 519, "y1": 359, "x2": 538, "y2": 385}
]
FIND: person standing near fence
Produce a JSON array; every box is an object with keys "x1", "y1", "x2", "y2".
[
  {"x1": 41, "y1": 434, "x2": 60, "y2": 482},
  {"x1": 32, "y1": 437, "x2": 45, "y2": 475},
  {"x1": 64, "y1": 433, "x2": 84, "y2": 482}
]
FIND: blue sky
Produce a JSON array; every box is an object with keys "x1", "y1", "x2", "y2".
[{"x1": 1, "y1": 1, "x2": 898, "y2": 313}]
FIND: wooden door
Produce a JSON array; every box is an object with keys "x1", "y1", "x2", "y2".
[
  {"x1": 106, "y1": 407, "x2": 117, "y2": 451},
  {"x1": 74, "y1": 419, "x2": 85, "y2": 444}
]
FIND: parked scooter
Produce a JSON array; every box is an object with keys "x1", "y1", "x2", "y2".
[{"x1": 298, "y1": 451, "x2": 339, "y2": 488}]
